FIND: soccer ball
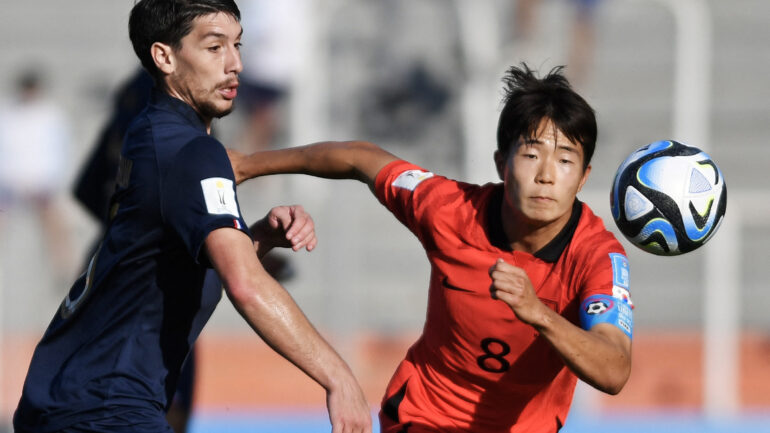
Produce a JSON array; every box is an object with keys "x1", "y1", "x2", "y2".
[{"x1": 610, "y1": 140, "x2": 727, "y2": 256}]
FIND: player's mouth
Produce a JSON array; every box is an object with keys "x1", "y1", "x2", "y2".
[
  {"x1": 218, "y1": 82, "x2": 239, "y2": 100},
  {"x1": 530, "y1": 196, "x2": 557, "y2": 207}
]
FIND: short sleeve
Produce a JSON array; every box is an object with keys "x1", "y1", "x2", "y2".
[
  {"x1": 573, "y1": 236, "x2": 633, "y2": 337},
  {"x1": 373, "y1": 159, "x2": 438, "y2": 234},
  {"x1": 161, "y1": 136, "x2": 251, "y2": 265},
  {"x1": 580, "y1": 242, "x2": 633, "y2": 308}
]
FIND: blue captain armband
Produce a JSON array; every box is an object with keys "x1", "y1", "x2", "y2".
[{"x1": 579, "y1": 294, "x2": 633, "y2": 339}]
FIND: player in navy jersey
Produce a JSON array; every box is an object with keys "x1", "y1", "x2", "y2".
[
  {"x1": 13, "y1": 1, "x2": 371, "y2": 433},
  {"x1": 229, "y1": 64, "x2": 634, "y2": 432}
]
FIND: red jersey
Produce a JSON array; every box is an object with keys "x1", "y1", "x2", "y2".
[{"x1": 373, "y1": 160, "x2": 631, "y2": 433}]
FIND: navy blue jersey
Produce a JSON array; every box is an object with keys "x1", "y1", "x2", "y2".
[{"x1": 14, "y1": 90, "x2": 250, "y2": 432}]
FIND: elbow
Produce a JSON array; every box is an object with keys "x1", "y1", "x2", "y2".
[
  {"x1": 594, "y1": 362, "x2": 631, "y2": 395},
  {"x1": 584, "y1": 327, "x2": 633, "y2": 395},
  {"x1": 222, "y1": 274, "x2": 261, "y2": 309},
  {"x1": 599, "y1": 378, "x2": 627, "y2": 396},
  {"x1": 223, "y1": 281, "x2": 250, "y2": 307},
  {"x1": 223, "y1": 267, "x2": 279, "y2": 313},
  {"x1": 345, "y1": 140, "x2": 379, "y2": 151},
  {"x1": 344, "y1": 140, "x2": 386, "y2": 159}
]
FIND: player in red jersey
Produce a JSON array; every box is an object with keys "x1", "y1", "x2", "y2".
[{"x1": 229, "y1": 64, "x2": 633, "y2": 433}]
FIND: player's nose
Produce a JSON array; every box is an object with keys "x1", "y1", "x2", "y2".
[
  {"x1": 534, "y1": 159, "x2": 555, "y2": 184},
  {"x1": 226, "y1": 45, "x2": 243, "y2": 75}
]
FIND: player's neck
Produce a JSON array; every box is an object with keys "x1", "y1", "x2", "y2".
[
  {"x1": 163, "y1": 86, "x2": 213, "y2": 133},
  {"x1": 501, "y1": 205, "x2": 572, "y2": 255}
]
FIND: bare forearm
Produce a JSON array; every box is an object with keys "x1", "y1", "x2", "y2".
[
  {"x1": 236, "y1": 140, "x2": 396, "y2": 185},
  {"x1": 227, "y1": 273, "x2": 352, "y2": 390},
  {"x1": 207, "y1": 229, "x2": 351, "y2": 391},
  {"x1": 532, "y1": 309, "x2": 631, "y2": 394},
  {"x1": 490, "y1": 261, "x2": 631, "y2": 394},
  {"x1": 206, "y1": 228, "x2": 370, "y2": 431}
]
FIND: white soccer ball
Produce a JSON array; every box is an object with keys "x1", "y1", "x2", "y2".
[{"x1": 610, "y1": 140, "x2": 727, "y2": 256}]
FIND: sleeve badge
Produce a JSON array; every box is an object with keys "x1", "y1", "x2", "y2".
[{"x1": 201, "y1": 177, "x2": 240, "y2": 217}]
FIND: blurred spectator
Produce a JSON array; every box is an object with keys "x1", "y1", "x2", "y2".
[
  {"x1": 74, "y1": 68, "x2": 154, "y2": 226},
  {"x1": 352, "y1": 1, "x2": 455, "y2": 143},
  {"x1": 232, "y1": 0, "x2": 309, "y2": 152},
  {"x1": 513, "y1": 0, "x2": 601, "y2": 86},
  {"x1": 0, "y1": 68, "x2": 74, "y2": 282},
  {"x1": 223, "y1": 0, "x2": 313, "y2": 281},
  {"x1": 359, "y1": 61, "x2": 451, "y2": 142}
]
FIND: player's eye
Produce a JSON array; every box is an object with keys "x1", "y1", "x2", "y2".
[
  {"x1": 234, "y1": 42, "x2": 242, "y2": 50},
  {"x1": 208, "y1": 45, "x2": 221, "y2": 52}
]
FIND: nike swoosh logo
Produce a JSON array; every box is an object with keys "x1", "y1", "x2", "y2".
[{"x1": 442, "y1": 277, "x2": 474, "y2": 293}]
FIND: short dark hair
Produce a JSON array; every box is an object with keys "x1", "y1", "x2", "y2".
[
  {"x1": 496, "y1": 64, "x2": 597, "y2": 169},
  {"x1": 129, "y1": 0, "x2": 241, "y2": 83}
]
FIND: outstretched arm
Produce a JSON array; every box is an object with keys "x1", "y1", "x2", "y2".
[
  {"x1": 490, "y1": 259, "x2": 631, "y2": 395},
  {"x1": 205, "y1": 228, "x2": 371, "y2": 433},
  {"x1": 229, "y1": 140, "x2": 398, "y2": 189}
]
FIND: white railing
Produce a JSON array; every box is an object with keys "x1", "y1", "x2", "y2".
[
  {"x1": 0, "y1": 265, "x2": 4, "y2": 428},
  {"x1": 647, "y1": 0, "x2": 738, "y2": 417}
]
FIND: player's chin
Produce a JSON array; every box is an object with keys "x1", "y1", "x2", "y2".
[
  {"x1": 214, "y1": 106, "x2": 234, "y2": 119},
  {"x1": 216, "y1": 99, "x2": 236, "y2": 117},
  {"x1": 202, "y1": 100, "x2": 235, "y2": 119},
  {"x1": 522, "y1": 208, "x2": 559, "y2": 224},
  {"x1": 527, "y1": 202, "x2": 572, "y2": 222}
]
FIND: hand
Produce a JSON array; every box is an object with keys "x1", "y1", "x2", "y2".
[
  {"x1": 251, "y1": 205, "x2": 317, "y2": 254},
  {"x1": 226, "y1": 148, "x2": 247, "y2": 184},
  {"x1": 489, "y1": 258, "x2": 547, "y2": 326},
  {"x1": 326, "y1": 376, "x2": 372, "y2": 433}
]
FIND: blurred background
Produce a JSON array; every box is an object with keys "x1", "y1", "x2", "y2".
[{"x1": 1, "y1": 0, "x2": 769, "y2": 432}]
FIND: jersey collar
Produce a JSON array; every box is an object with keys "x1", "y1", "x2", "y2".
[
  {"x1": 149, "y1": 88, "x2": 207, "y2": 133},
  {"x1": 486, "y1": 185, "x2": 583, "y2": 263}
]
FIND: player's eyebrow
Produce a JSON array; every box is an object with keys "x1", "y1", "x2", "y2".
[
  {"x1": 556, "y1": 144, "x2": 579, "y2": 153},
  {"x1": 522, "y1": 138, "x2": 580, "y2": 154},
  {"x1": 201, "y1": 32, "x2": 227, "y2": 40},
  {"x1": 201, "y1": 28, "x2": 243, "y2": 40}
]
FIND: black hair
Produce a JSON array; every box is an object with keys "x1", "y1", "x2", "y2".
[
  {"x1": 496, "y1": 64, "x2": 597, "y2": 169},
  {"x1": 129, "y1": 0, "x2": 241, "y2": 83}
]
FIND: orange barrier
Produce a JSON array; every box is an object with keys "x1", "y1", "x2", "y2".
[
  {"x1": 195, "y1": 331, "x2": 770, "y2": 410},
  {"x1": 600, "y1": 331, "x2": 770, "y2": 409},
  {"x1": 1, "y1": 335, "x2": 39, "y2": 416},
  {"x1": 2, "y1": 331, "x2": 770, "y2": 416}
]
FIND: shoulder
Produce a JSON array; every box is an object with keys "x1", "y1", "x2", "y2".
[
  {"x1": 574, "y1": 202, "x2": 625, "y2": 253},
  {"x1": 175, "y1": 135, "x2": 225, "y2": 156},
  {"x1": 126, "y1": 99, "x2": 208, "y2": 149},
  {"x1": 375, "y1": 160, "x2": 437, "y2": 191},
  {"x1": 552, "y1": 204, "x2": 633, "y2": 304},
  {"x1": 126, "y1": 108, "x2": 220, "y2": 162},
  {"x1": 377, "y1": 160, "x2": 486, "y2": 202},
  {"x1": 163, "y1": 136, "x2": 230, "y2": 178},
  {"x1": 564, "y1": 203, "x2": 628, "y2": 280}
]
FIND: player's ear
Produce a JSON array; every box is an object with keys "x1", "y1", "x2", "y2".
[
  {"x1": 493, "y1": 150, "x2": 505, "y2": 181},
  {"x1": 577, "y1": 164, "x2": 592, "y2": 193},
  {"x1": 151, "y1": 42, "x2": 176, "y2": 76}
]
